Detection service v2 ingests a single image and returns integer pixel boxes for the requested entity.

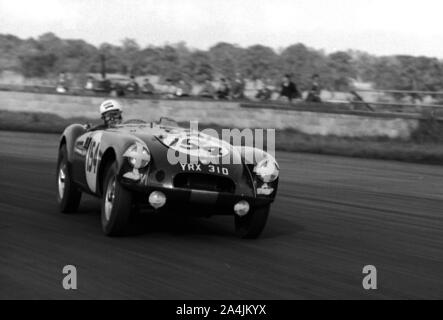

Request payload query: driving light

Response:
[254,158,279,183]
[149,191,166,209]
[124,143,151,169]
[234,200,250,216]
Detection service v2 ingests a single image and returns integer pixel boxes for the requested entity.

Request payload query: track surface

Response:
[0,131,442,299]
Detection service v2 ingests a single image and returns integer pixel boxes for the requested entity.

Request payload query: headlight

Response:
[123,142,151,169]
[254,157,279,182]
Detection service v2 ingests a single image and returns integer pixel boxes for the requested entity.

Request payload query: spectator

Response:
[125,75,140,95]
[217,78,230,100]
[56,71,68,93]
[199,79,216,98]
[163,79,177,99]
[306,74,322,102]
[141,78,155,95]
[231,73,246,99]
[175,79,192,97]
[279,74,300,102]
[255,78,273,101]
[85,76,95,91]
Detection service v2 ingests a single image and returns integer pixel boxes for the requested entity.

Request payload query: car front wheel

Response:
[101,162,133,236]
[234,204,270,239]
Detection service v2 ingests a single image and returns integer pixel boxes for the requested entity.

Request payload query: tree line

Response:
[1,32,443,92]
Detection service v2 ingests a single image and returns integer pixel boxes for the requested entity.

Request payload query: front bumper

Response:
[119,177,274,215]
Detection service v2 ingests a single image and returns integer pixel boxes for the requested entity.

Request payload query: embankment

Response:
[0,90,425,139]
[1,90,443,164]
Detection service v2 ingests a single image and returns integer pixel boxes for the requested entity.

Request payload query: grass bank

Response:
[1,110,443,165]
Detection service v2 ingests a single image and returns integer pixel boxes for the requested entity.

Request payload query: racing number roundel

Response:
[85,132,103,193]
[163,131,229,159]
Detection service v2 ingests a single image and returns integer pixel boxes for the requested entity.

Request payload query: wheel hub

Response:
[58,165,66,199]
[104,177,116,221]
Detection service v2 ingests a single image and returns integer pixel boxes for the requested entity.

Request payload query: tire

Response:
[235,205,270,239]
[101,162,133,236]
[56,144,82,213]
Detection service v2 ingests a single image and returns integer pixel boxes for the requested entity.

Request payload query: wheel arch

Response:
[97,147,117,197]
[59,136,67,148]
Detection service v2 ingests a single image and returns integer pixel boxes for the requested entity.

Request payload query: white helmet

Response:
[99,99,122,115]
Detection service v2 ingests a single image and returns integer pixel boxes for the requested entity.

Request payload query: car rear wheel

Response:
[235,205,270,239]
[56,144,82,213]
[101,162,133,236]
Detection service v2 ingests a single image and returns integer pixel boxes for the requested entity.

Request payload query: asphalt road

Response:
[0,130,442,299]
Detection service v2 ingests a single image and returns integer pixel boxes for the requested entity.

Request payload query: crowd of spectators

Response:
[56,72,323,103]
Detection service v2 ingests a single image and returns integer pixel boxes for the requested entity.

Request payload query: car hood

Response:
[109,124,254,195]
[113,124,243,166]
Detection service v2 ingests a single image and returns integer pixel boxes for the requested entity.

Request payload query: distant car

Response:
[56,118,279,238]
[91,76,132,95]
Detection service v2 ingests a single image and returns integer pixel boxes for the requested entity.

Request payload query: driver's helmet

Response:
[99,99,123,126]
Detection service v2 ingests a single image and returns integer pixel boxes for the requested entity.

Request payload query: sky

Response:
[1,0,443,57]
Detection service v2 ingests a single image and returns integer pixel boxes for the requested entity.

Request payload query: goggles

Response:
[103,110,122,122]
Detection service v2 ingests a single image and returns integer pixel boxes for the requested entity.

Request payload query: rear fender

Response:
[60,124,87,163]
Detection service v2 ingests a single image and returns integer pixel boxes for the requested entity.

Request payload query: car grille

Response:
[174,173,235,193]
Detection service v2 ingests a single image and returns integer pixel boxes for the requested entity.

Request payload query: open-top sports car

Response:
[56,118,279,238]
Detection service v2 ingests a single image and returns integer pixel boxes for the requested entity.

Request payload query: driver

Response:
[99,99,123,127]
[87,99,123,131]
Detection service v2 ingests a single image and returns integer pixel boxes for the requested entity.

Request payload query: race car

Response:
[56,118,279,238]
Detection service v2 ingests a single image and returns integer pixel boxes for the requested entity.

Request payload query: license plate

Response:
[178,163,229,176]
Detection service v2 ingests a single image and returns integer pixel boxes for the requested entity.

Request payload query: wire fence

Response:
[327,89,443,115]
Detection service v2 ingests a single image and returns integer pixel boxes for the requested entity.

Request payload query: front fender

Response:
[234,146,279,199]
[94,131,147,195]
[97,131,147,170]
